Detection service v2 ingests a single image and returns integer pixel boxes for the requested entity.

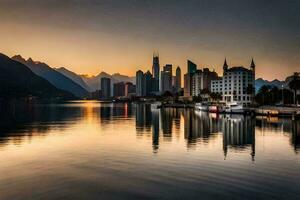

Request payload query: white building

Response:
[211,79,223,94]
[210,59,255,106]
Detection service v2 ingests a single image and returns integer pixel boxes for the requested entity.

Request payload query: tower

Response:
[250,58,255,73]
[223,58,228,72]
[152,52,160,92]
[175,66,181,92]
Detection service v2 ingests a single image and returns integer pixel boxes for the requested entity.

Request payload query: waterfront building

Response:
[101,77,111,99]
[184,60,197,97]
[161,64,173,93]
[187,60,197,74]
[136,70,144,96]
[125,82,136,97]
[175,66,181,92]
[210,58,255,105]
[152,53,160,92]
[144,70,154,96]
[192,68,219,96]
[113,82,125,97]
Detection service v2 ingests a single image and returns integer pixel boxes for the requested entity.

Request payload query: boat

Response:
[225,102,245,114]
[195,103,209,112]
[151,102,162,110]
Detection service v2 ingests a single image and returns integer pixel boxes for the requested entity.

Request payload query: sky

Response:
[0,0,299,80]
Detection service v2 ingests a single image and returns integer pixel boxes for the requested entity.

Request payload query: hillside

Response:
[0,53,74,99]
[12,55,89,98]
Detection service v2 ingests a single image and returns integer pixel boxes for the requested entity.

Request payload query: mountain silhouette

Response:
[55,67,91,92]
[255,78,285,93]
[0,53,74,99]
[12,55,89,98]
[81,72,135,92]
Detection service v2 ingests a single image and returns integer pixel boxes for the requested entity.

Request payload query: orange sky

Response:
[0,0,299,80]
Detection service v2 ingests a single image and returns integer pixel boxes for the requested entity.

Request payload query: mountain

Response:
[55,67,91,92]
[255,78,285,93]
[0,53,74,99]
[11,55,89,98]
[81,72,135,92]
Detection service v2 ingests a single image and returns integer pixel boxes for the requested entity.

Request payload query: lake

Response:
[0,100,299,200]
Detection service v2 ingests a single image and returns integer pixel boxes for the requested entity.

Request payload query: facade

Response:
[144,71,154,96]
[101,77,111,99]
[191,68,218,96]
[136,70,144,97]
[113,82,125,97]
[192,70,203,96]
[152,53,160,92]
[175,66,181,92]
[184,60,197,97]
[210,59,255,105]
[211,79,223,94]
[125,82,136,97]
[187,60,197,74]
[161,64,173,93]
[184,73,192,97]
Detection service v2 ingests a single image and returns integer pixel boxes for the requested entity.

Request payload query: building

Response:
[101,77,111,99]
[184,60,197,97]
[152,53,160,92]
[211,78,223,94]
[144,71,154,96]
[125,82,136,97]
[187,60,197,74]
[161,64,173,93]
[184,73,192,97]
[136,70,144,97]
[175,66,181,92]
[192,68,219,96]
[210,58,255,105]
[113,82,125,97]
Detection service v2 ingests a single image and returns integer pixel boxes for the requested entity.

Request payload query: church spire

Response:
[223,58,228,71]
[250,58,255,69]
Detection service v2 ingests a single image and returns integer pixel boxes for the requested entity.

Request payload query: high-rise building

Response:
[192,68,219,96]
[184,73,192,97]
[175,66,181,92]
[210,59,255,105]
[113,82,125,97]
[152,53,160,92]
[161,64,173,93]
[144,71,154,96]
[125,82,136,97]
[101,77,111,99]
[184,60,197,97]
[187,60,197,74]
[136,70,144,97]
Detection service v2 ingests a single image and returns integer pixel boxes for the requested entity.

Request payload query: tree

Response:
[289,78,300,105]
[210,92,222,101]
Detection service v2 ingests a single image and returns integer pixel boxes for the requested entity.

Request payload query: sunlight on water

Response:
[0,101,299,200]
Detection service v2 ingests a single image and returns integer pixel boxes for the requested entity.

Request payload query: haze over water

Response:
[0,101,299,199]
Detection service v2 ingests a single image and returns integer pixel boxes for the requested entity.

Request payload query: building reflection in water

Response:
[135,104,257,158]
[185,110,221,148]
[222,115,255,160]
[292,120,300,153]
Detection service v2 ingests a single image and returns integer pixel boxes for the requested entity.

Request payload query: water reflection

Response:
[1,101,300,200]
[0,101,299,157]
[134,104,299,159]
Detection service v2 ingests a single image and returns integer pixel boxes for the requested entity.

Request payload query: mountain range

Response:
[80,72,135,92]
[255,78,284,93]
[55,67,91,92]
[12,55,89,98]
[0,53,74,99]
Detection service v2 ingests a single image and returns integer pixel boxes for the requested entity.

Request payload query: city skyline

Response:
[1,0,299,80]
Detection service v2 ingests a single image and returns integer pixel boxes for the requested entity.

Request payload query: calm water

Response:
[0,100,299,200]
